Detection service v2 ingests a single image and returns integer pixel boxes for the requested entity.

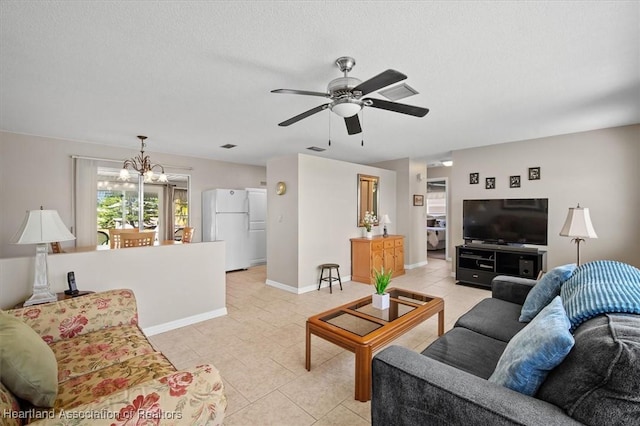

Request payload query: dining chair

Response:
[97,230,109,246]
[182,226,194,243]
[120,232,154,248]
[108,228,140,249]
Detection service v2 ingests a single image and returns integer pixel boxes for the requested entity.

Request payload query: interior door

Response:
[247,188,267,265]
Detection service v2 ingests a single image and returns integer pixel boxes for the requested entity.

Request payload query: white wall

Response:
[450,125,640,269]
[373,158,428,268]
[0,131,267,258]
[0,242,226,335]
[266,155,299,291]
[266,154,396,292]
[427,165,452,181]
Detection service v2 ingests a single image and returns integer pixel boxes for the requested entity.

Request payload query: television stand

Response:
[456,245,547,289]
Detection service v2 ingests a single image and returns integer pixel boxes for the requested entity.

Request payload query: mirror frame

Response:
[357,174,380,227]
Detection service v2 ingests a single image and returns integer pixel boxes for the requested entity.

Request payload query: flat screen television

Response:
[463,198,548,245]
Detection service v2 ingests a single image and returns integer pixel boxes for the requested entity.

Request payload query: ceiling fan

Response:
[271,56,429,135]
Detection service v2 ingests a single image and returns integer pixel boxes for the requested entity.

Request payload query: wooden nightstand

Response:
[14,291,95,309]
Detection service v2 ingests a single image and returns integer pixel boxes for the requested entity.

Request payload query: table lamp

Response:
[559,204,597,266]
[381,214,392,238]
[11,207,76,306]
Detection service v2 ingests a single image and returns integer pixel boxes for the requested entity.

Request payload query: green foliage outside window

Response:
[97,191,159,229]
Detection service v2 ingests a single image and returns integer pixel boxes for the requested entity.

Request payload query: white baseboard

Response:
[405,261,428,270]
[265,279,300,294]
[266,276,352,294]
[142,307,228,336]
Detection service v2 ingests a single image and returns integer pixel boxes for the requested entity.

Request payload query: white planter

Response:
[372,293,390,310]
[366,231,373,239]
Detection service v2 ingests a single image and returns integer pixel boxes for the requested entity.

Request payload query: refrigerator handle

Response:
[246,212,250,231]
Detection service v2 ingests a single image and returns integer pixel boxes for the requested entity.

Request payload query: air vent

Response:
[220,144,237,149]
[379,83,419,101]
[307,146,326,152]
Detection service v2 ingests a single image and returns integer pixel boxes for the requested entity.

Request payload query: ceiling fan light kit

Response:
[330,98,362,118]
[272,56,429,136]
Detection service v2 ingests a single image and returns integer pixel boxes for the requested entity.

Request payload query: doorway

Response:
[426,178,448,260]
[95,166,190,245]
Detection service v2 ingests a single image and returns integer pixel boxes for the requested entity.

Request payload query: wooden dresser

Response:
[350,235,405,284]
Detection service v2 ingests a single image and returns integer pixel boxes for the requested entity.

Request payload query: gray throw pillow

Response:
[537,313,640,425]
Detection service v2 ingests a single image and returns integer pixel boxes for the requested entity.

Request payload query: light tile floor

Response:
[149,258,490,425]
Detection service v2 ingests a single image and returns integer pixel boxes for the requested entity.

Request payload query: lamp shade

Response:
[559,206,597,239]
[11,209,76,244]
[381,214,392,224]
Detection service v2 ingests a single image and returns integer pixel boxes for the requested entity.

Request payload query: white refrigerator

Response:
[202,189,250,271]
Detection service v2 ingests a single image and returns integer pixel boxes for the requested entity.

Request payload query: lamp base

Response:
[24,243,58,306]
[383,225,388,238]
[23,291,58,306]
[572,238,585,266]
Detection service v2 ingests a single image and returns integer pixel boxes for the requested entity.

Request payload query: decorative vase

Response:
[366,230,373,239]
[372,293,390,310]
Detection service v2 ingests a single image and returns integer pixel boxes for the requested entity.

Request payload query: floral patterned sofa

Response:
[0,289,226,425]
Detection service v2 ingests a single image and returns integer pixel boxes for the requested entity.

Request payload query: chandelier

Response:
[119,135,168,183]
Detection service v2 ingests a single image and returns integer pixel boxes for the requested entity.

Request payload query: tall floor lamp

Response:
[559,204,597,266]
[11,208,76,306]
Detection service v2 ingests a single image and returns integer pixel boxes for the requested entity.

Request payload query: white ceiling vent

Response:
[379,83,419,101]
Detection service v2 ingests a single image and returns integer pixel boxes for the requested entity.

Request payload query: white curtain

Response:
[74,158,97,247]
[163,185,173,241]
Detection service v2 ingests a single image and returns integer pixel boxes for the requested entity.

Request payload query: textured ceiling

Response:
[1,1,639,166]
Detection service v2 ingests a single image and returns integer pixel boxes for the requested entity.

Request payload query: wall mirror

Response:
[357,174,379,226]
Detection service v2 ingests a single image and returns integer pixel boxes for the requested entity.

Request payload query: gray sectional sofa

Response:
[371,275,640,425]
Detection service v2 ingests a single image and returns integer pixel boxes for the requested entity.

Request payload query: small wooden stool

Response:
[318,263,342,294]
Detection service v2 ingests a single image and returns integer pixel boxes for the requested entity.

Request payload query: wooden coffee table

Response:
[305,288,444,402]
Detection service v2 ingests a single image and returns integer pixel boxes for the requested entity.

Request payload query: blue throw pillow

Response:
[519,264,576,322]
[489,296,575,396]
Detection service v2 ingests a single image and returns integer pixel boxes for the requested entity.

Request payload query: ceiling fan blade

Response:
[271,89,331,98]
[278,104,330,127]
[352,69,407,96]
[363,98,429,117]
[344,115,362,135]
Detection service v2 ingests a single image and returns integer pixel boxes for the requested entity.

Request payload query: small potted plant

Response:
[372,266,393,309]
[362,211,377,239]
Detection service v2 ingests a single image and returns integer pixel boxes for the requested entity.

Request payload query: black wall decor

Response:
[510,175,521,188]
[470,172,479,184]
[485,177,496,189]
[529,167,541,180]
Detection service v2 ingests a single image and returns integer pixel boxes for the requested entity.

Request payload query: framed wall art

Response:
[529,167,541,180]
[413,194,424,206]
[469,172,479,184]
[510,175,521,188]
[485,177,496,189]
